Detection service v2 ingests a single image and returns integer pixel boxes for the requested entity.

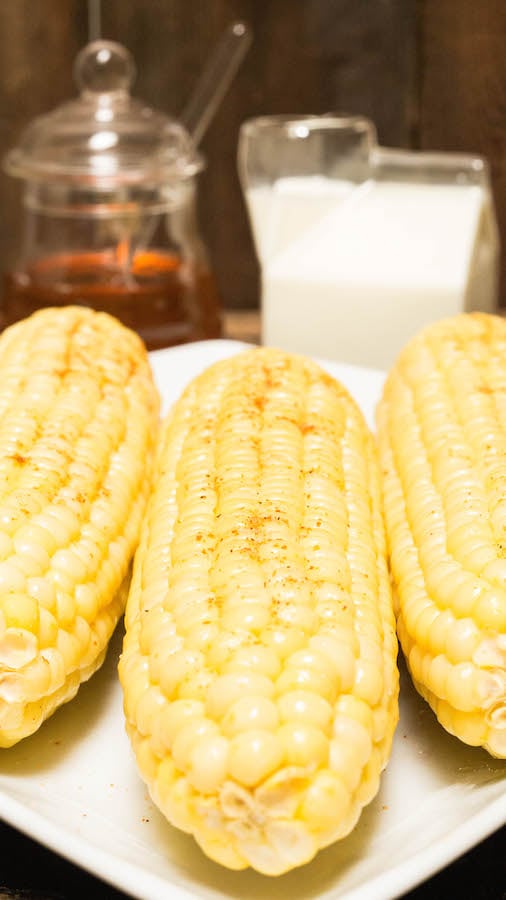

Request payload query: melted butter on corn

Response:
[0,306,159,746]
[377,312,506,758]
[120,348,399,875]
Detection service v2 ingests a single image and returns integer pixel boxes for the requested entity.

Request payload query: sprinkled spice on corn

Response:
[0,306,159,747]
[377,312,506,758]
[120,347,399,875]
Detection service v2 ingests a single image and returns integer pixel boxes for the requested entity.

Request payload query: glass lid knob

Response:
[3,37,203,183]
[74,40,136,95]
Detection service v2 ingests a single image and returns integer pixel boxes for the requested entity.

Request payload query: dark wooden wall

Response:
[418,0,506,306]
[0,1,504,309]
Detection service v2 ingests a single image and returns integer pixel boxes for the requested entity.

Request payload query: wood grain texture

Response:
[0,2,502,311]
[418,0,506,303]
[0,0,416,311]
[0,1,87,273]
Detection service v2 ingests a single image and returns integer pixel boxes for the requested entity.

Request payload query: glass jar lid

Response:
[4,40,203,186]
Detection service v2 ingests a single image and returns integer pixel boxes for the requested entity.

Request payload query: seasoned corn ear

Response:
[377,312,506,757]
[0,306,159,747]
[120,347,398,875]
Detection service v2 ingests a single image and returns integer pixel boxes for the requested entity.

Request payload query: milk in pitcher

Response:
[239,117,499,371]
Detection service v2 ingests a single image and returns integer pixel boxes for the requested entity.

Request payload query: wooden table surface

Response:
[1,312,504,899]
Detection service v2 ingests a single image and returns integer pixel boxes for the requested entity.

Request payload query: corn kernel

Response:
[222,695,279,736]
[278,690,332,731]
[277,722,328,767]
[1,593,39,632]
[228,729,284,787]
[172,718,220,772]
[206,672,275,720]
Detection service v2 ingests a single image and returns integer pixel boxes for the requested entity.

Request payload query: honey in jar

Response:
[2,40,222,349]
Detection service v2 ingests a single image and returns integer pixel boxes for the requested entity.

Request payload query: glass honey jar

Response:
[2,40,222,349]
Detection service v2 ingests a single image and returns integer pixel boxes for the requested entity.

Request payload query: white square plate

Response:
[0,340,504,900]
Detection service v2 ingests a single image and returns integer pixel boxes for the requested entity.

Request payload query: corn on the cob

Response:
[119,347,398,875]
[377,312,506,758]
[0,306,159,747]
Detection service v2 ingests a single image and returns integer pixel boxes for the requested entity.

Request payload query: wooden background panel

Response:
[0,0,86,274]
[0,0,416,311]
[418,0,506,303]
[0,1,503,311]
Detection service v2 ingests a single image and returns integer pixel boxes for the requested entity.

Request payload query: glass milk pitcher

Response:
[238,114,499,370]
